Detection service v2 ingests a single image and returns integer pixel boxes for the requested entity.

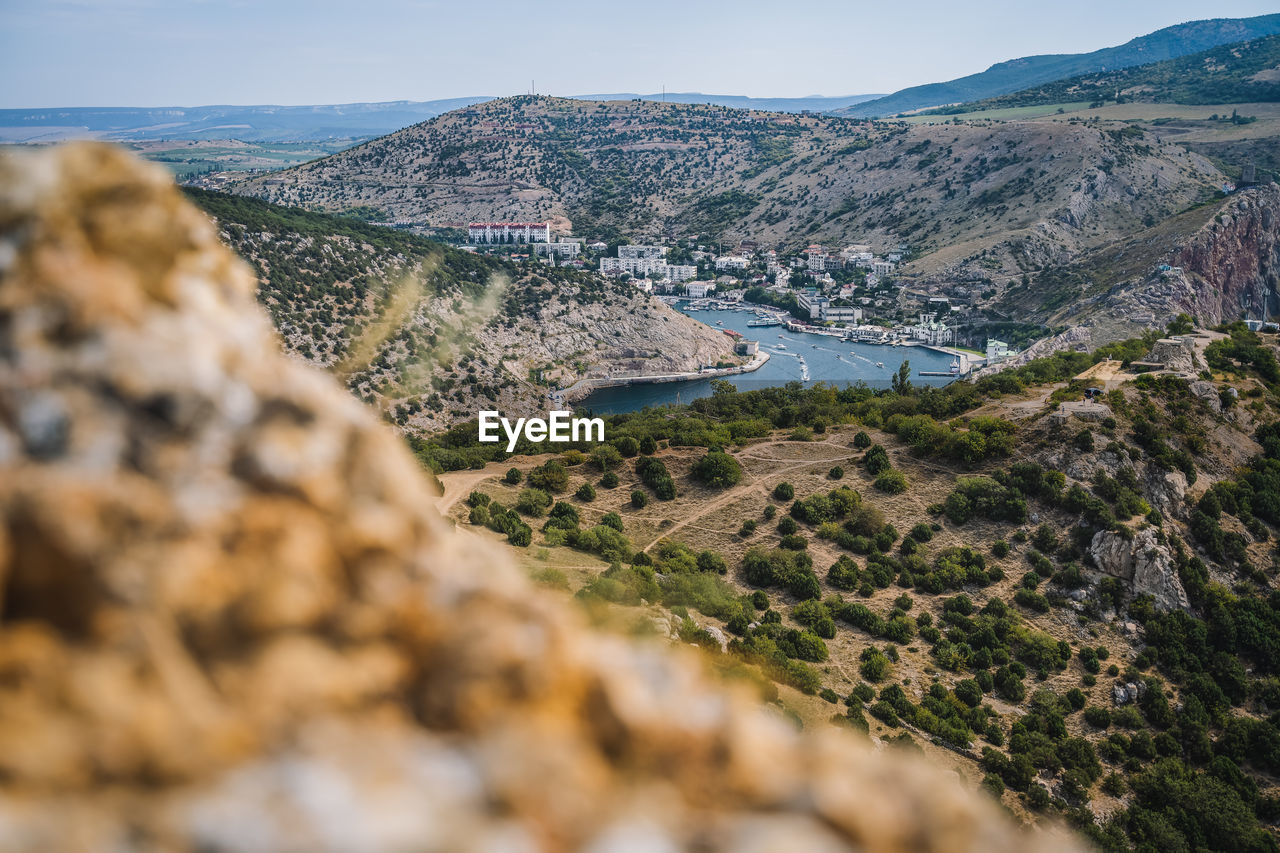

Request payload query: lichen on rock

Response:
[0,144,1082,852]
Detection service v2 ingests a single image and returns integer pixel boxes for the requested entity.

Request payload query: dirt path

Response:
[436,467,497,515]
[642,436,854,552]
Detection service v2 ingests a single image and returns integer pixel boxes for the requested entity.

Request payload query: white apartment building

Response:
[600,257,696,282]
[618,245,667,260]
[807,254,843,272]
[872,260,895,277]
[600,256,663,276]
[533,241,581,258]
[664,264,698,282]
[685,282,715,298]
[468,222,551,244]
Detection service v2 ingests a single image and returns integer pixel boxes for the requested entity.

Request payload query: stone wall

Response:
[0,144,1080,852]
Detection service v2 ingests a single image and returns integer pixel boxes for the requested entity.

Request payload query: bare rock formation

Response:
[0,144,1081,852]
[1145,337,1201,374]
[1090,528,1190,612]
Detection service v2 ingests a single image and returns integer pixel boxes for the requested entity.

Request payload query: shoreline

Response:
[558,349,771,405]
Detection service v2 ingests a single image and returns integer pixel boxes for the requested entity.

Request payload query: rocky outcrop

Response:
[1188,380,1223,414]
[1090,528,1190,612]
[1112,681,1148,707]
[0,144,1080,851]
[1144,463,1190,521]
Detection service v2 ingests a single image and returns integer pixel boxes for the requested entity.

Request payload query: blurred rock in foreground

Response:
[0,144,1080,852]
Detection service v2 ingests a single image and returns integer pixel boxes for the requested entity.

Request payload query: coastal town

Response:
[461,220,1018,378]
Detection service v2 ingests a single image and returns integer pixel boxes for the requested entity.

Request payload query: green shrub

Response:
[875,469,908,493]
[516,487,552,517]
[691,450,743,488]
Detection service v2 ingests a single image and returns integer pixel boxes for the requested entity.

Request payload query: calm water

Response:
[579,305,959,414]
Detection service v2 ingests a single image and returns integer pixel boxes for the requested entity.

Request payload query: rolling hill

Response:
[834,14,1280,118]
[231,95,1224,265]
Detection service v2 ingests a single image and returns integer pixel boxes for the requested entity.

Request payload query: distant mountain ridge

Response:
[928,32,1280,114]
[0,98,495,143]
[835,13,1280,117]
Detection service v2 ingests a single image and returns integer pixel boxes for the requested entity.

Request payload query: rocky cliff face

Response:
[1174,185,1280,324]
[0,144,1079,851]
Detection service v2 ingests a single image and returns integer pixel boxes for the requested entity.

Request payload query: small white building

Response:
[823,305,863,323]
[872,260,895,277]
[685,282,715,298]
[715,256,750,271]
[986,339,1015,363]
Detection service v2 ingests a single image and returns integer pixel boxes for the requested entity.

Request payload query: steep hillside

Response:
[936,33,1280,114]
[436,326,1280,851]
[233,96,1224,262]
[987,184,1280,341]
[835,14,1280,118]
[187,188,737,433]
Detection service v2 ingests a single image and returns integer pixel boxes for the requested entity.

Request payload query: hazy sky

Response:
[3,0,1278,108]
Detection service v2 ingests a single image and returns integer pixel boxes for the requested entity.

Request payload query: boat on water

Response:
[949,358,962,374]
[776,344,787,350]
[876,362,884,368]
